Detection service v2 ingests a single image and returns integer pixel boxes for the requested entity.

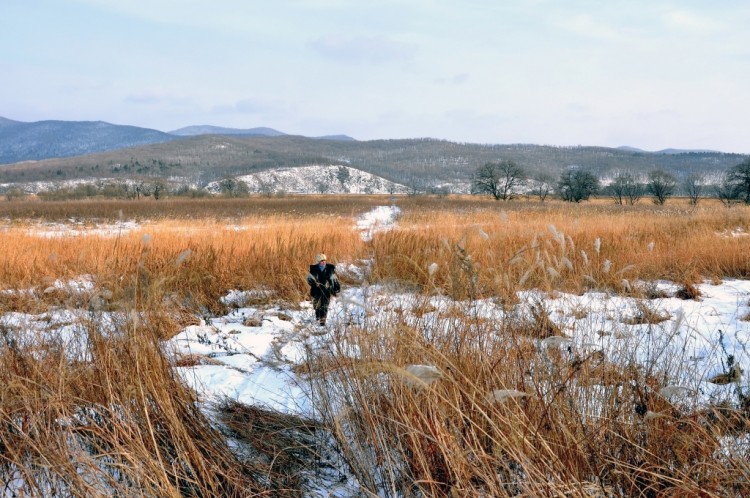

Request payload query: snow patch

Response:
[356,205,400,241]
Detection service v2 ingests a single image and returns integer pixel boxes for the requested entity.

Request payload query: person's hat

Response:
[315,253,327,263]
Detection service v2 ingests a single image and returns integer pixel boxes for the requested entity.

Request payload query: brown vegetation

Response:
[0,195,748,496]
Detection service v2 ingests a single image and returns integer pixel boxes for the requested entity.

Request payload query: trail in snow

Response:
[168,205,402,496]
[170,206,401,413]
[356,204,400,241]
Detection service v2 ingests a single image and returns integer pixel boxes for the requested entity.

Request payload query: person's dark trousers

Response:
[313,294,330,324]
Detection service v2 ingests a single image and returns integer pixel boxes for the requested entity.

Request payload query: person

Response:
[306,253,340,326]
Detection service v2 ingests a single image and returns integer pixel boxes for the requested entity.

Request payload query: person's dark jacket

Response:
[307,263,340,299]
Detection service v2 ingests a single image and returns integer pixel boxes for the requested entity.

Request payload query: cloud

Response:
[662,9,723,34]
[123,92,193,106]
[233,99,271,114]
[309,34,416,63]
[211,98,290,121]
[556,13,625,43]
[72,0,254,31]
[566,103,590,114]
[435,73,469,85]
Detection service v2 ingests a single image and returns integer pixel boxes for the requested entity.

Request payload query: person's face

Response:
[319,259,326,267]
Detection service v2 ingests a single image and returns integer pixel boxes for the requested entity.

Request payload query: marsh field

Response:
[1,195,749,497]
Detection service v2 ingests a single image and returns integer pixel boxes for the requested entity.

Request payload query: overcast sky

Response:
[2,1,749,153]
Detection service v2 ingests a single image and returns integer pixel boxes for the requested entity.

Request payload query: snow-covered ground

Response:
[2,204,749,496]
[356,204,401,241]
[167,206,748,493]
[168,273,750,414]
[23,219,140,238]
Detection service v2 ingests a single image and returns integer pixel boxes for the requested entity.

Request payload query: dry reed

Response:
[1,196,749,496]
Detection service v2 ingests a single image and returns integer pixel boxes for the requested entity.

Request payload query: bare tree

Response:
[646,169,676,205]
[714,173,741,207]
[609,173,643,205]
[472,160,526,200]
[4,187,27,201]
[153,180,167,200]
[256,178,275,197]
[407,177,426,196]
[557,167,598,202]
[219,177,250,198]
[726,158,750,203]
[683,174,704,206]
[132,181,146,199]
[532,173,554,202]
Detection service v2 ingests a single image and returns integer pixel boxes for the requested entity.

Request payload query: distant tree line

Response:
[471,157,750,206]
[0,177,284,201]
[471,160,601,202]
[0,180,215,202]
[3,156,750,203]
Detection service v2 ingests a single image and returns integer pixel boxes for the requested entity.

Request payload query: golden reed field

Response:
[0,195,749,497]
[1,196,748,305]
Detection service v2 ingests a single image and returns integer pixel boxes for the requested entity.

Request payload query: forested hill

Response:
[0,133,745,189]
[0,118,178,164]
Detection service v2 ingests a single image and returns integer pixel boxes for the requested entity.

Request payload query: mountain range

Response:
[0,117,179,164]
[0,116,747,195]
[0,117,355,165]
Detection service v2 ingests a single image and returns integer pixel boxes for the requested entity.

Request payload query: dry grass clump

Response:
[0,317,263,496]
[370,199,750,299]
[675,282,702,300]
[0,212,367,316]
[309,302,749,497]
[215,399,329,493]
[621,302,671,325]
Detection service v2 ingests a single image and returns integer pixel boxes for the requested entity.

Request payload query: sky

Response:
[2,0,750,153]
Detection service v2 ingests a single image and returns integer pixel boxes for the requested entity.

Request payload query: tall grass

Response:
[309,245,750,497]
[0,289,266,495]
[0,200,369,496]
[0,196,749,496]
[371,199,750,298]
[0,213,367,312]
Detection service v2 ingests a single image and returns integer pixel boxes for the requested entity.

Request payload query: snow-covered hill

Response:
[1,165,407,196]
[207,165,408,195]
